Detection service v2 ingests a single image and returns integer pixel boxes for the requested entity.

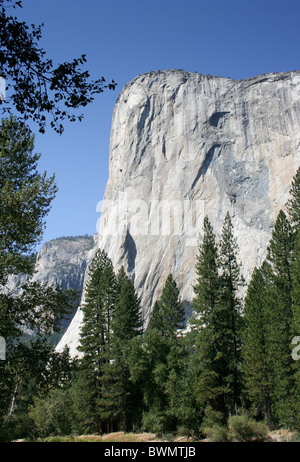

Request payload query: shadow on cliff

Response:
[121,230,137,275]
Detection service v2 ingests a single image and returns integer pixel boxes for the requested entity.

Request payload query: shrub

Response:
[29,388,75,437]
[201,405,228,442]
[291,432,300,442]
[141,409,171,435]
[228,414,268,442]
[203,424,228,442]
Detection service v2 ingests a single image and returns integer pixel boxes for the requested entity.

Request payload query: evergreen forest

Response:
[1,121,300,440]
[1,0,300,444]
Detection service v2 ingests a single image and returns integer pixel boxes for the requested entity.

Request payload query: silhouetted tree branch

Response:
[0,0,116,134]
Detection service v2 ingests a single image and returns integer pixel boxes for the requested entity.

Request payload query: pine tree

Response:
[141,274,185,433]
[291,228,300,430]
[217,212,244,416]
[193,216,219,321]
[267,210,294,309]
[286,167,300,233]
[286,167,300,332]
[292,228,300,331]
[192,216,224,416]
[193,214,243,419]
[113,267,143,342]
[147,301,163,331]
[99,266,143,432]
[241,263,274,429]
[172,329,203,436]
[154,273,185,338]
[78,249,118,434]
[286,167,300,429]
[242,194,300,430]
[265,210,296,426]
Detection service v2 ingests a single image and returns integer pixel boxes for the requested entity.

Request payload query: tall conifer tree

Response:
[99,266,143,432]
[193,216,219,320]
[217,212,244,416]
[242,169,300,430]
[156,273,185,337]
[192,216,224,415]
[286,167,300,233]
[78,249,118,434]
[264,210,296,425]
[242,263,274,429]
[141,273,185,433]
[292,228,300,331]
[193,214,243,419]
[291,228,300,429]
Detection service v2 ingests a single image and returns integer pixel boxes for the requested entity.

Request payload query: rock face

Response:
[57,69,300,357]
[34,235,97,330]
[33,235,96,294]
[7,235,97,332]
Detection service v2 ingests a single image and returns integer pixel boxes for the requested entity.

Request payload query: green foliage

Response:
[242,263,274,428]
[172,331,203,437]
[0,115,79,441]
[4,163,300,440]
[259,211,295,426]
[68,368,99,435]
[292,228,300,331]
[241,168,300,430]
[192,217,222,412]
[113,266,143,341]
[140,274,186,434]
[204,424,228,442]
[77,257,144,433]
[78,249,118,367]
[29,388,75,437]
[141,409,167,434]
[193,215,219,319]
[0,116,78,342]
[286,166,300,232]
[139,327,170,434]
[77,249,118,433]
[192,213,244,419]
[0,341,76,440]
[1,280,78,343]
[201,405,228,442]
[201,407,268,442]
[152,273,185,337]
[228,413,268,442]
[0,115,56,258]
[218,214,244,373]
[98,266,143,432]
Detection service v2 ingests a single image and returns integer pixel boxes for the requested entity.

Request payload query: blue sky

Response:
[12,0,300,249]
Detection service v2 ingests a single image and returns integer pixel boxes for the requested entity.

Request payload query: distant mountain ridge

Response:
[6,234,97,334]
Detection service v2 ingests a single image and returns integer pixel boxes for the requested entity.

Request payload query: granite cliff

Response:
[7,235,96,333]
[57,69,300,357]
[33,235,96,294]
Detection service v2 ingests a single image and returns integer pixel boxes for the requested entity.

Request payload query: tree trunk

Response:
[7,376,20,421]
